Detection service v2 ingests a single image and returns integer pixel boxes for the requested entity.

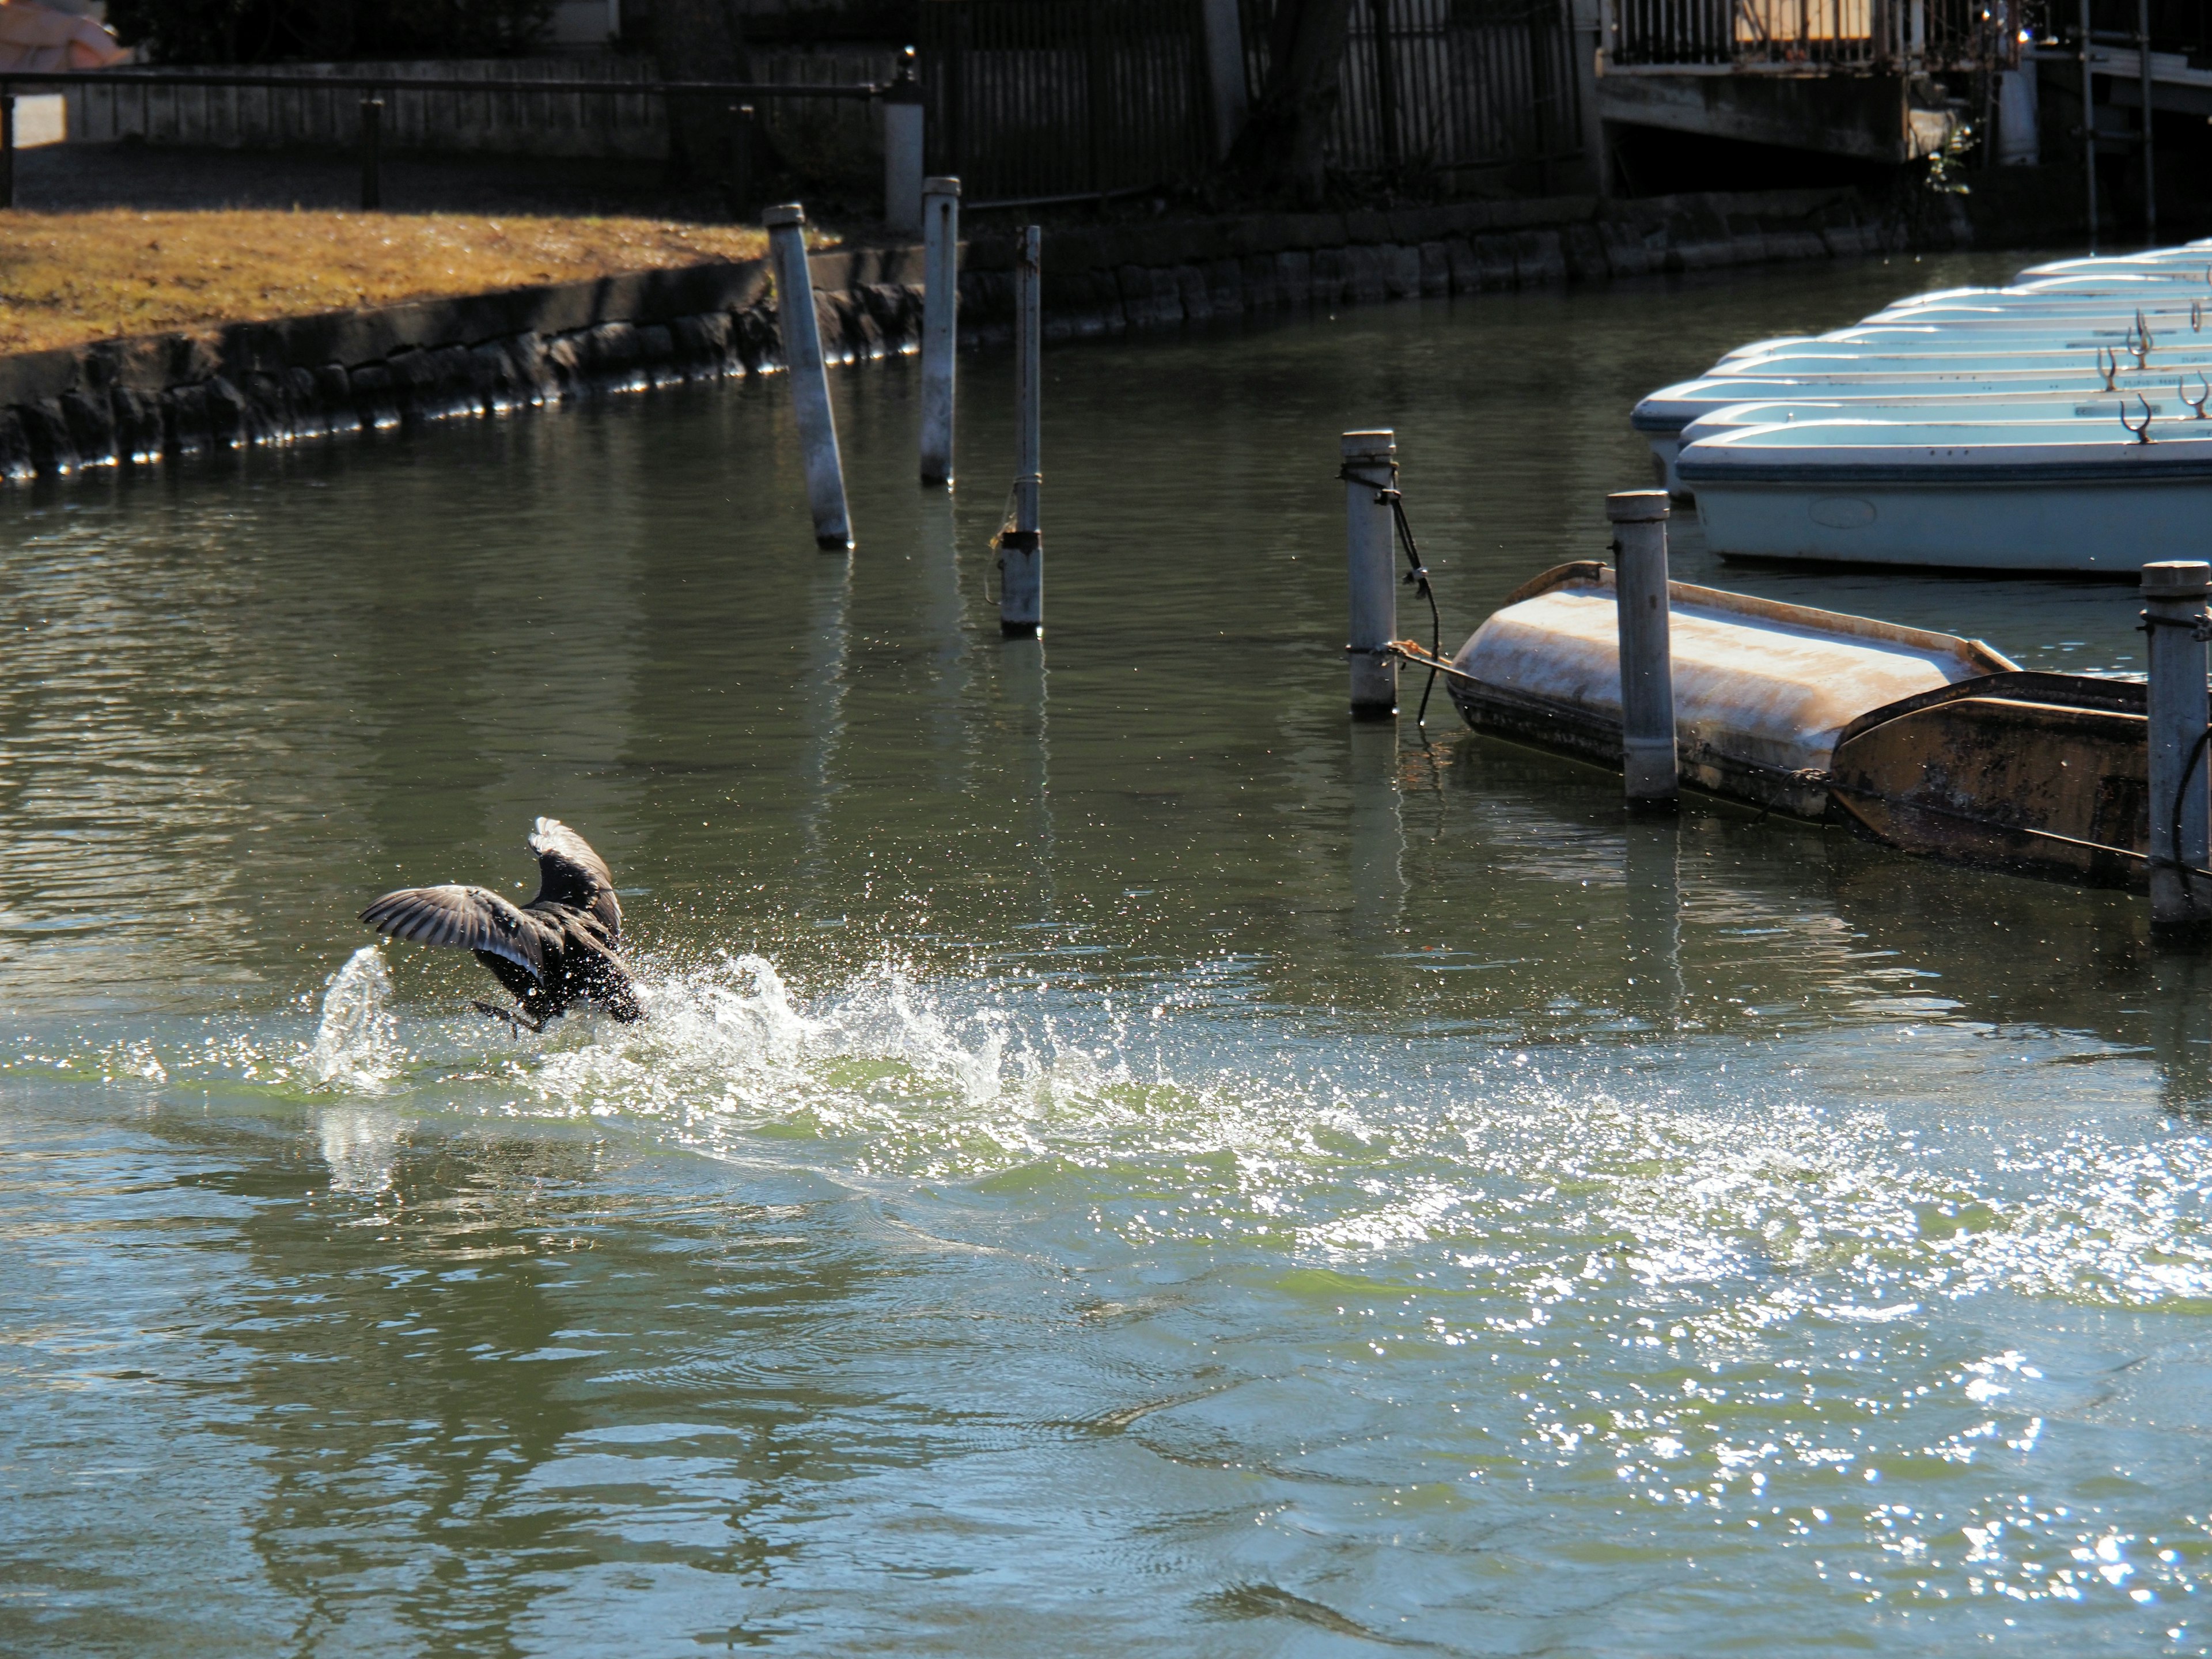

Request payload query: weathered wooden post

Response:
[999,224,1043,636]
[2145,559,2212,927]
[359,94,384,211]
[1343,430,1398,719]
[881,48,925,237]
[919,175,960,488]
[766,203,853,551]
[1610,490,1677,809]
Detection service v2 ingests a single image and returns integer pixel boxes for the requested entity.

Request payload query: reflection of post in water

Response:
[797,555,851,884]
[921,487,972,792]
[1004,638,1054,921]
[1347,718,1406,942]
[2149,945,2212,1119]
[1622,816,1684,1028]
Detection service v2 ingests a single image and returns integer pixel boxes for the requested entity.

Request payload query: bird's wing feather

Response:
[527,816,622,941]
[359,885,544,976]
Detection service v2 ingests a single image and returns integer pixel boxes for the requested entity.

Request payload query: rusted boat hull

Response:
[1827,672,2150,888]
[1446,565,2156,890]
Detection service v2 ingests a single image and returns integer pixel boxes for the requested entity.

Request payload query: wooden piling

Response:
[765,203,853,552]
[1342,430,1397,718]
[1609,490,1677,809]
[919,176,960,488]
[1000,225,1043,637]
[2144,560,2211,927]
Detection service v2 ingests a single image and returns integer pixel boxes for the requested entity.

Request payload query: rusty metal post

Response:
[919,175,959,488]
[1611,489,1677,809]
[999,224,1043,636]
[1343,430,1397,719]
[359,94,384,210]
[2145,560,2212,928]
[766,203,853,551]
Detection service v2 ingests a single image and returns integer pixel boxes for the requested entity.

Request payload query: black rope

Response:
[2172,725,2212,895]
[1339,461,1444,729]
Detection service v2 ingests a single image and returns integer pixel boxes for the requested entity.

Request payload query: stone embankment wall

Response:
[954,186,1948,344]
[0,185,1956,486]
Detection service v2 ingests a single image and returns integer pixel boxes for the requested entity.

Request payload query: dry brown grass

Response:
[0,209,787,355]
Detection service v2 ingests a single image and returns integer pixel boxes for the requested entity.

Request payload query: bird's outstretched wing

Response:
[527,816,622,941]
[359,885,545,977]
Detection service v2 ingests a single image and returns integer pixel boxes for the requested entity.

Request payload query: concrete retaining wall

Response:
[0,184,1967,487]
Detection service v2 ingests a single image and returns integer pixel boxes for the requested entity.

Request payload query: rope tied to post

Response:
[2138,606,2212,895]
[1338,457,1445,729]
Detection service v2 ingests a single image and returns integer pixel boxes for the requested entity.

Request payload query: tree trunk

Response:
[644,0,755,185]
[1225,0,1356,202]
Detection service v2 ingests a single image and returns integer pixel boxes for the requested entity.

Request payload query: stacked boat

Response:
[1635,241,2212,572]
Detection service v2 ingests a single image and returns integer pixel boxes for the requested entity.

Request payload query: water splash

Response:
[305,945,400,1089]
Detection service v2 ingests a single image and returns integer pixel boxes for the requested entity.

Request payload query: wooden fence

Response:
[916,0,1586,203]
[1238,0,1585,179]
[919,0,1218,204]
[56,48,892,181]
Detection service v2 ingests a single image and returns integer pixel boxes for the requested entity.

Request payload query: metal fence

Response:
[1606,0,2017,71]
[919,0,1218,205]
[1236,0,1585,180]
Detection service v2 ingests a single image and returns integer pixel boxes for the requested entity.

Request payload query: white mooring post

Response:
[1000,225,1044,637]
[765,204,853,552]
[1609,489,1677,809]
[1342,430,1398,719]
[2144,559,2212,927]
[919,175,960,488]
[881,51,925,237]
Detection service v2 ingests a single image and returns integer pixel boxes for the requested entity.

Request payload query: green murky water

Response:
[9,249,2212,1657]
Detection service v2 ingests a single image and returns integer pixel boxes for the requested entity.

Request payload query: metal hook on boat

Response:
[2195,298,2204,334]
[2099,344,2120,390]
[2123,394,2156,444]
[2186,373,2211,419]
[2133,311,2154,368]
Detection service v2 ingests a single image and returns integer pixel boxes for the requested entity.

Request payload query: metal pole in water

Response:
[766,203,854,552]
[1343,430,1398,719]
[2145,559,2212,927]
[881,47,925,237]
[1609,488,1677,809]
[1000,224,1043,637]
[2139,0,2157,246]
[919,176,960,488]
[2081,0,2099,253]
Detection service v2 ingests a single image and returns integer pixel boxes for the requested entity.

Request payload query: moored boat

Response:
[1443,563,2156,887]
[1676,417,2212,572]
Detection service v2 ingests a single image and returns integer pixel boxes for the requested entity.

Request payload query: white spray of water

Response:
[305,945,400,1089]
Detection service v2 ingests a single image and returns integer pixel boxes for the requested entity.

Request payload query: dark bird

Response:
[360,817,644,1032]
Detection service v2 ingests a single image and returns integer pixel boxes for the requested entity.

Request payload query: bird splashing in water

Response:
[359,816,644,1032]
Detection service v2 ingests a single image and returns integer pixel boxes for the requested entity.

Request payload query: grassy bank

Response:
[0,210,785,355]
